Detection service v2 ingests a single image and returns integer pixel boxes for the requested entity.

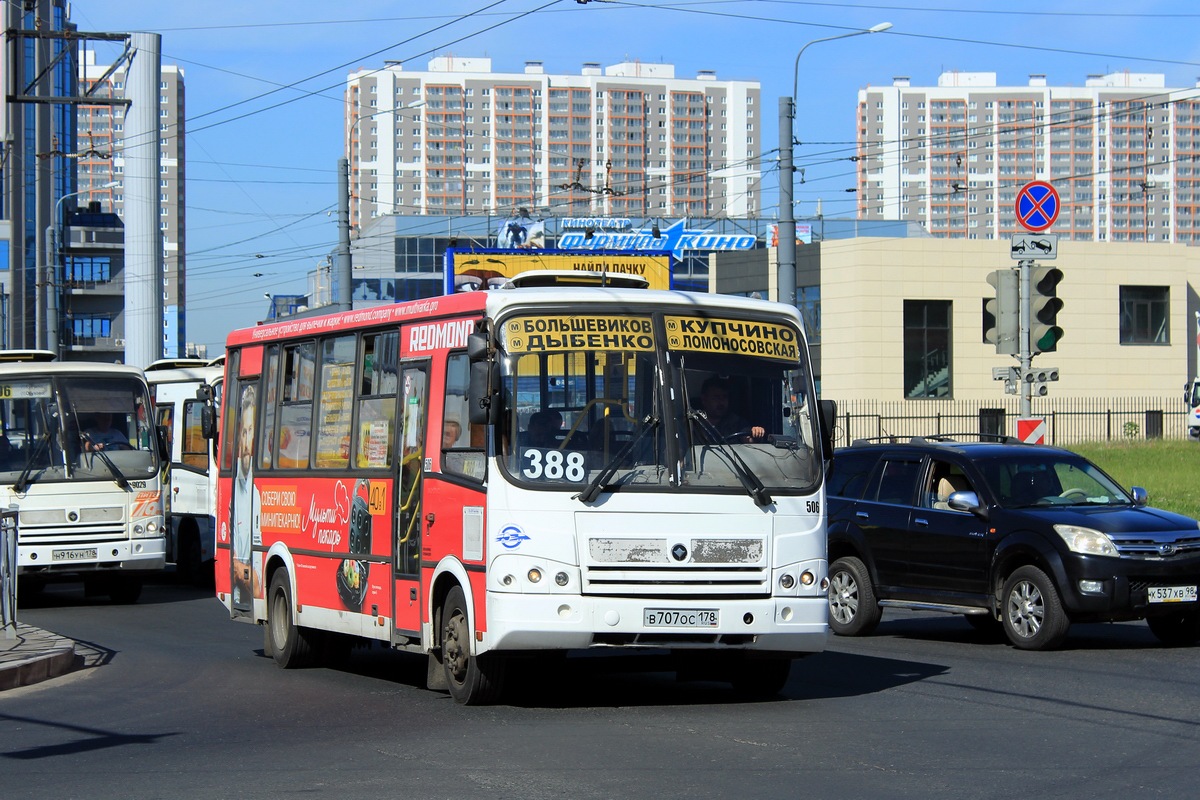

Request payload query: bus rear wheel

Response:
[266,570,316,668]
[441,585,505,705]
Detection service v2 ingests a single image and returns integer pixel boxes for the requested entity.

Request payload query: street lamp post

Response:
[777,22,891,307]
[42,180,121,354]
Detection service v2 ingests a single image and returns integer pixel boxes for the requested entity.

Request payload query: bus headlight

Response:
[133,518,163,538]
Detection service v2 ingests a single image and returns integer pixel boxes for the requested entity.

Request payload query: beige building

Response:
[716,236,1200,401]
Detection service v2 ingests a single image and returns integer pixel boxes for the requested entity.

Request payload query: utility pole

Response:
[337,158,352,312]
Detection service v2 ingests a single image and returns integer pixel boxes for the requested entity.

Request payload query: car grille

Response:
[1109,532,1200,559]
[583,536,769,597]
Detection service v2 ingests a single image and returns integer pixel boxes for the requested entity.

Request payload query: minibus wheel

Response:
[441,585,505,704]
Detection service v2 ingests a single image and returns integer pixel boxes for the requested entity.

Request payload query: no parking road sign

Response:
[1017,417,1047,445]
[1016,181,1060,232]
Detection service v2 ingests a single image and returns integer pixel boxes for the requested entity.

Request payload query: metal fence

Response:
[831,397,1189,448]
[1,506,17,640]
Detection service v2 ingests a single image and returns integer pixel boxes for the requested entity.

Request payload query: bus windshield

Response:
[1,374,160,485]
[498,309,822,497]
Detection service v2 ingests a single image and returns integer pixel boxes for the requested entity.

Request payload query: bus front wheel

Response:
[266,570,316,668]
[441,585,505,705]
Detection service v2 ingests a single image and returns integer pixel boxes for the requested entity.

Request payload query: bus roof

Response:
[0,349,57,363]
[0,360,150,379]
[144,364,224,386]
[225,287,802,348]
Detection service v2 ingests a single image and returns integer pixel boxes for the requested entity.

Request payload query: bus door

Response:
[225,351,262,619]
[393,360,428,636]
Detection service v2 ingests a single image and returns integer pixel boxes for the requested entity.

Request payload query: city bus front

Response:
[0,366,166,600]
[475,292,831,686]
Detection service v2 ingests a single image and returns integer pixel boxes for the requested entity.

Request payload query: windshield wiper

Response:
[12,430,52,493]
[688,410,773,507]
[79,434,131,490]
[575,416,660,504]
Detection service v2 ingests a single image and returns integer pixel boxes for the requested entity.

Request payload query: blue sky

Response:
[74,1,1200,352]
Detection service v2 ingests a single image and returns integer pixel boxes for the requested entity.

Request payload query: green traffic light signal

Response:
[1030,266,1064,354]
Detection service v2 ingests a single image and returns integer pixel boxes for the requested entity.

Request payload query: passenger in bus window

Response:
[525,409,563,449]
[442,418,462,450]
[698,376,764,443]
[82,412,131,451]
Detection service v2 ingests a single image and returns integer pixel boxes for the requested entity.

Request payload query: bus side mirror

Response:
[818,399,837,462]
[156,425,170,461]
[467,329,489,362]
[200,406,216,439]
[468,361,498,426]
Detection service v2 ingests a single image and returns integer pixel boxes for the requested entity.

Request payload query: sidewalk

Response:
[0,623,77,691]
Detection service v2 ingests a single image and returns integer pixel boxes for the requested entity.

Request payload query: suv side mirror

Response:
[948,490,987,519]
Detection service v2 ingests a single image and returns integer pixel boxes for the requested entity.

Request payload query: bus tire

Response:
[441,585,505,705]
[266,570,316,668]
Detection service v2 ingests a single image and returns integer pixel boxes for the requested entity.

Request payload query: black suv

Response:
[825,435,1200,650]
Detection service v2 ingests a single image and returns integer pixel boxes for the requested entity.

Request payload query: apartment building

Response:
[345,57,761,231]
[79,50,187,356]
[857,71,1200,243]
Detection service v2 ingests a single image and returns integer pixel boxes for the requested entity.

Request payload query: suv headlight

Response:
[1053,524,1117,557]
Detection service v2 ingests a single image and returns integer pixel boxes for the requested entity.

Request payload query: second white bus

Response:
[146,358,224,584]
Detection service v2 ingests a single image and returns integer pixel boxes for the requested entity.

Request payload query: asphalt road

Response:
[1,578,1197,799]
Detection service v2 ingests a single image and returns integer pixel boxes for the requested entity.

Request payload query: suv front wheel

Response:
[1001,565,1070,650]
[828,556,882,636]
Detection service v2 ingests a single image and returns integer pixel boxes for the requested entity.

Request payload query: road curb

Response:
[0,625,78,691]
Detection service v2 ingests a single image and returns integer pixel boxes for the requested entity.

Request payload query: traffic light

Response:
[1031,266,1064,353]
[1023,366,1060,396]
[985,270,1019,354]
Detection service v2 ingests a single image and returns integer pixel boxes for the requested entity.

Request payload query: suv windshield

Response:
[497,309,822,497]
[975,452,1131,508]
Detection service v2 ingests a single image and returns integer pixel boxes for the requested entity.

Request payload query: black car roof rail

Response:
[909,433,1022,445]
[848,433,1022,447]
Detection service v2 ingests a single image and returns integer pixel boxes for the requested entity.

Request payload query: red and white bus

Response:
[214,276,834,703]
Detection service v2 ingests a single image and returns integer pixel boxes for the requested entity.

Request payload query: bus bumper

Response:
[482,593,828,654]
[18,537,167,573]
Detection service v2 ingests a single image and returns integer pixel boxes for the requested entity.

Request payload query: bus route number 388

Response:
[521,447,587,482]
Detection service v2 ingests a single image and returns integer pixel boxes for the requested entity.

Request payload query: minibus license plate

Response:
[52,548,97,562]
[644,609,719,627]
[1148,585,1198,603]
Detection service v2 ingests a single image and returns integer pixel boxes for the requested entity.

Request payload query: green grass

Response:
[1068,439,1200,520]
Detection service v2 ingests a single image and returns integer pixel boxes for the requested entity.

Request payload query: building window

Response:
[1119,285,1169,344]
[903,300,952,399]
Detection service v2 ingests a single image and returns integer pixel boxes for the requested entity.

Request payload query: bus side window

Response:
[258,346,279,470]
[276,342,315,470]
[442,352,484,481]
[315,336,356,469]
[356,332,398,469]
[181,400,208,470]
